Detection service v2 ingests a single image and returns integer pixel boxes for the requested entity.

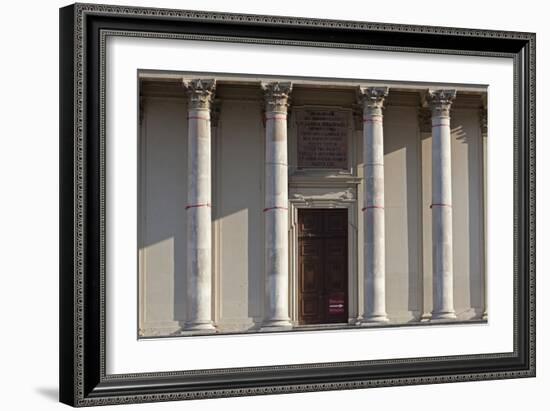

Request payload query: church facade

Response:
[138,73,487,337]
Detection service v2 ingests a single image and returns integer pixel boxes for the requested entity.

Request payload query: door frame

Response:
[289,197,359,326]
[296,208,349,325]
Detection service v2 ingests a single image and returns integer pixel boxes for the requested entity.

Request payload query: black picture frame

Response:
[59,3,536,407]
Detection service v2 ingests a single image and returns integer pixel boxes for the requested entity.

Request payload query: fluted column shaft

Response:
[358,86,389,323]
[261,82,293,330]
[182,79,216,331]
[429,89,457,320]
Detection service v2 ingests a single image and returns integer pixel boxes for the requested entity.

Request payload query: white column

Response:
[261,82,293,330]
[358,86,389,323]
[182,79,216,332]
[429,89,457,320]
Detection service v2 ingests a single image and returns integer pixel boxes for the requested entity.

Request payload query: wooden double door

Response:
[298,209,348,325]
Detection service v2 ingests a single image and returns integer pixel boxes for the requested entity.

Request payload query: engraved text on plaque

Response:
[297,109,348,169]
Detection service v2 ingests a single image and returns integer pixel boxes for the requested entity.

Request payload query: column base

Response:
[359,314,389,325]
[260,319,293,332]
[482,311,488,321]
[430,311,457,321]
[420,313,432,322]
[181,321,217,334]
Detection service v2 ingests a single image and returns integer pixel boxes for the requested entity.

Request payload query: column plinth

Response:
[357,86,389,324]
[182,79,216,332]
[428,89,457,321]
[261,82,293,331]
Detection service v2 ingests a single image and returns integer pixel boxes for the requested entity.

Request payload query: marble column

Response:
[261,82,293,330]
[182,79,216,332]
[358,86,389,323]
[428,89,457,320]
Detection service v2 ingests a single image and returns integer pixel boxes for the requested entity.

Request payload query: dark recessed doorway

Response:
[297,209,348,325]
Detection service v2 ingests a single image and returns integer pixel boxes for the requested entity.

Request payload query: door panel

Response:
[298,209,348,325]
[325,212,347,236]
[300,255,321,292]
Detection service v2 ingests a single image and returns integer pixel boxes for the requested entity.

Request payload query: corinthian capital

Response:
[357,86,389,116]
[428,89,457,118]
[182,78,216,110]
[262,82,292,113]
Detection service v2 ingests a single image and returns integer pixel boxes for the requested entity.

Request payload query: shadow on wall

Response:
[384,105,422,320]
[139,99,188,330]
[216,101,264,329]
[452,122,485,315]
[139,99,265,334]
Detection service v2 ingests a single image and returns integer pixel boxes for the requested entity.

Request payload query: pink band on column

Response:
[362,205,384,211]
[263,206,288,212]
[185,203,211,210]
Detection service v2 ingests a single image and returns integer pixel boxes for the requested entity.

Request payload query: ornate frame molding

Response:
[60,3,535,406]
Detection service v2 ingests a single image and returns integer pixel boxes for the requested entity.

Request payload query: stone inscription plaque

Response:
[297,109,348,169]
